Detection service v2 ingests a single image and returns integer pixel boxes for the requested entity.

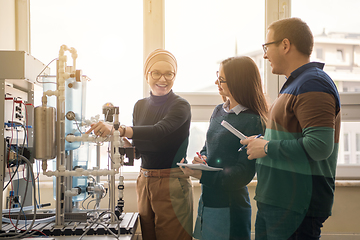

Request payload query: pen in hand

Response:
[238,134,262,152]
[196,152,207,165]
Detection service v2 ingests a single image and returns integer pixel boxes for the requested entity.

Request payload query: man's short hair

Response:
[269,17,314,56]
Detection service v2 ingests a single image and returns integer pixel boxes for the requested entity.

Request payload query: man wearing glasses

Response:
[241,17,341,240]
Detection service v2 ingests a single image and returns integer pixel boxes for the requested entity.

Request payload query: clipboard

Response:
[177,163,223,171]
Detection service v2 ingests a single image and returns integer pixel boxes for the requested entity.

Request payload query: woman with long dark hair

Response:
[181,56,268,240]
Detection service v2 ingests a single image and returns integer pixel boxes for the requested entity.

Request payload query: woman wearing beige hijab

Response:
[87,49,193,240]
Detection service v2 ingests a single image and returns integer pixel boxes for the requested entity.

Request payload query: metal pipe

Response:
[65,151,73,212]
[96,143,101,184]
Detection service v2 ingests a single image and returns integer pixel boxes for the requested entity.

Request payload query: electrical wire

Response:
[0,155,37,239]
[24,103,41,205]
[79,211,121,240]
[6,100,16,192]
[102,188,108,199]
[24,103,33,148]
[86,199,97,210]
[35,58,58,84]
[5,123,40,233]
[5,122,27,184]
[5,98,25,193]
[16,122,26,155]
[24,103,41,204]
[2,215,55,225]
[74,118,84,134]
[3,164,20,190]
[1,67,48,239]
[14,131,25,230]
[15,161,30,230]
[81,193,94,210]
[16,202,27,231]
[37,160,41,205]
[89,222,119,239]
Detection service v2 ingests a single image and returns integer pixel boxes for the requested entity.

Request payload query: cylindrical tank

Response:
[52,142,91,202]
[34,106,56,160]
[72,141,91,202]
[65,78,84,150]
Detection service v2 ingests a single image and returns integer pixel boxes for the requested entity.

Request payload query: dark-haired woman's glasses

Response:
[149,71,175,81]
[216,71,227,84]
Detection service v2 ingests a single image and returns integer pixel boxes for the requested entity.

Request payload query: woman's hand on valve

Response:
[86,121,112,138]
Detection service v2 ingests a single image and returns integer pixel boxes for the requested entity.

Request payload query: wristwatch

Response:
[264,142,269,155]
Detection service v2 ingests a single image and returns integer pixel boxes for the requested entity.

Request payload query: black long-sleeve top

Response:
[132,90,191,169]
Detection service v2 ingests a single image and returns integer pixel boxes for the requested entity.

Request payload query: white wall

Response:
[0,0,16,50]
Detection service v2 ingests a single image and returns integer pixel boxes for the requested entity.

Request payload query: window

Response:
[341,132,350,164]
[291,0,360,178]
[161,0,267,174]
[187,122,209,160]
[165,0,265,93]
[31,0,143,125]
[292,0,360,94]
[316,48,323,60]
[344,133,350,152]
[164,0,266,163]
[337,49,344,62]
[342,82,360,92]
[356,133,360,164]
[29,0,360,179]
[30,0,143,172]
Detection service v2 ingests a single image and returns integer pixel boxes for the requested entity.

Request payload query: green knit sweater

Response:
[200,104,264,208]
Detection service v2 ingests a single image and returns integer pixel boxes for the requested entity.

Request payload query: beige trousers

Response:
[136,168,193,240]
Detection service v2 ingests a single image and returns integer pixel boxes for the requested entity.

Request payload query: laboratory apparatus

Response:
[0,47,138,238]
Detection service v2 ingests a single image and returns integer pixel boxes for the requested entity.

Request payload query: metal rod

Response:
[96,143,101,184]
[65,151,73,212]
[55,59,65,226]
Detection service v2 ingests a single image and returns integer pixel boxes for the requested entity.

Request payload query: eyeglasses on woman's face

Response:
[216,71,227,84]
[148,70,175,81]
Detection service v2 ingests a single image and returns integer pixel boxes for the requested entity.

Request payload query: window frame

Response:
[336,49,344,62]
[23,0,360,179]
[143,0,360,179]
